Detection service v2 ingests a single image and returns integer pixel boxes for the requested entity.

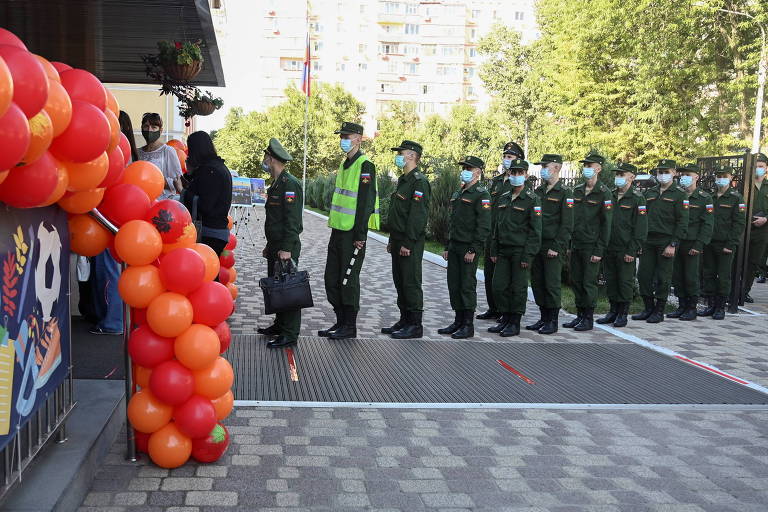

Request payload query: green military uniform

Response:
[600,164,647,326]
[529,154,573,335]
[384,140,430,338]
[670,166,713,319]
[261,139,303,347]
[490,159,542,336]
[744,154,768,300]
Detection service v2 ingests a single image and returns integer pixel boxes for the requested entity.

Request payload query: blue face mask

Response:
[340,139,353,153]
[502,158,512,170]
[582,168,595,179]
[715,177,730,188]
[540,168,551,181]
[679,175,693,188]
[756,167,766,177]
[261,160,270,173]
[614,176,627,188]
[395,155,406,168]
[657,173,673,184]
[460,170,474,183]
[509,175,526,187]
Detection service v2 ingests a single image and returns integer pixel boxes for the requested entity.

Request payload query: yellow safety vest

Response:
[328,154,381,231]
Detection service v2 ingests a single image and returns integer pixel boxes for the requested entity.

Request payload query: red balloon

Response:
[49,100,110,162]
[100,183,151,226]
[219,250,235,269]
[131,307,147,329]
[0,103,30,171]
[0,151,58,208]
[118,132,131,166]
[0,29,27,50]
[99,145,125,188]
[173,395,217,439]
[225,233,237,251]
[191,423,230,463]
[145,199,193,244]
[217,267,230,285]
[159,248,206,294]
[134,430,150,454]
[150,360,194,406]
[0,45,48,118]
[188,281,234,327]
[60,68,107,111]
[213,321,231,354]
[127,325,174,368]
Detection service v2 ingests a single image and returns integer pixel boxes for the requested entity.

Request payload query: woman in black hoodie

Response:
[182,131,233,255]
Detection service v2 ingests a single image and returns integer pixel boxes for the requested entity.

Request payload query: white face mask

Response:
[582,168,595,179]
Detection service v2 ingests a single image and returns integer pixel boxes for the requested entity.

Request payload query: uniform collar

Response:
[402,166,420,182]
[462,180,480,194]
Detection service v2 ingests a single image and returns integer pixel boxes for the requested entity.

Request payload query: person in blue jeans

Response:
[90,250,123,335]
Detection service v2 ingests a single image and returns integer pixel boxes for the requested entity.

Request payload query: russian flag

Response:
[301,34,311,97]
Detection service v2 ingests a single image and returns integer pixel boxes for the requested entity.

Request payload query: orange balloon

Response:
[228,267,237,283]
[191,243,220,281]
[127,388,173,434]
[68,214,112,257]
[211,390,234,421]
[34,55,60,83]
[174,324,220,370]
[39,159,69,206]
[19,109,53,165]
[147,292,193,338]
[115,220,163,266]
[57,187,105,214]
[44,80,72,137]
[105,88,119,117]
[166,139,187,154]
[65,152,108,191]
[148,422,192,469]
[192,357,234,399]
[104,108,119,152]
[0,55,12,118]
[175,147,187,173]
[227,215,233,230]
[226,283,238,300]
[161,224,197,254]
[123,161,164,201]
[118,264,165,308]
[134,364,152,389]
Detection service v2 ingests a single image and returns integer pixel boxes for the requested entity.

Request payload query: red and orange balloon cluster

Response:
[218,231,239,300]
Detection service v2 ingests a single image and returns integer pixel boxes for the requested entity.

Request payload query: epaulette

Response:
[413,171,425,181]
[526,188,537,199]
[476,186,487,193]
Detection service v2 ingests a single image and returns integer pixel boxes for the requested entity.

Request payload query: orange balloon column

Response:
[123,161,165,201]
[148,422,192,469]
[68,214,112,257]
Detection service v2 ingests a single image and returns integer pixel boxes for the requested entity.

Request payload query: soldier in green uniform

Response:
[563,152,613,332]
[320,122,380,339]
[477,141,524,321]
[381,140,430,339]
[438,156,491,338]
[597,163,647,328]
[488,159,542,337]
[527,154,573,335]
[257,138,304,348]
[668,164,713,321]
[743,153,768,303]
[632,159,690,323]
[699,167,746,319]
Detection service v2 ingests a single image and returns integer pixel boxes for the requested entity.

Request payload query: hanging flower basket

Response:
[163,60,203,81]
[192,99,216,116]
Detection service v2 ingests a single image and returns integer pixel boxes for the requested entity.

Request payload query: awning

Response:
[0,0,225,86]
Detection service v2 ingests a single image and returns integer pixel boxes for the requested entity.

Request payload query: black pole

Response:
[730,151,756,312]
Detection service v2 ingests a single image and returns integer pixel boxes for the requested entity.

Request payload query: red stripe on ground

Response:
[286,348,299,381]
[497,359,535,385]
[674,356,748,384]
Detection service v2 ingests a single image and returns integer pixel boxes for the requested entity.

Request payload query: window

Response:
[310,22,324,32]
[422,84,428,94]
[467,86,476,97]
[358,63,368,71]
[336,62,347,72]
[441,46,459,57]
[405,24,419,35]
[470,28,477,40]
[406,3,418,14]
[436,65,458,77]
[281,59,302,71]
[464,66,475,79]
[381,43,400,54]
[423,45,436,56]
[383,2,401,14]
[313,41,323,52]
[403,44,419,55]
[358,43,368,53]
[515,11,524,20]
[382,24,393,33]
[359,4,366,13]
[418,102,435,113]
[471,9,480,19]
[386,61,398,73]
[468,48,478,58]
[312,61,322,71]
[403,62,419,74]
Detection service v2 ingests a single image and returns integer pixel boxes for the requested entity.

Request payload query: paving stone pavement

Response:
[81,209,768,511]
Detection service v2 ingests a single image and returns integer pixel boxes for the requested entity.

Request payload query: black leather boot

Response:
[613,302,629,327]
[257,323,280,336]
[539,308,559,335]
[698,296,715,316]
[680,296,698,321]
[525,307,546,330]
[382,309,407,334]
[330,309,357,339]
[500,313,521,337]
[476,310,500,320]
[574,308,594,331]
[632,296,655,320]
[451,310,474,339]
[596,302,618,324]
[267,336,297,348]
[438,310,463,335]
[667,297,686,318]
[562,308,582,328]
[392,311,424,339]
[488,314,510,333]
[646,299,666,323]
[318,309,342,337]
[712,296,726,320]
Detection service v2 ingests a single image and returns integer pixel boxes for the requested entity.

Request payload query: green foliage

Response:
[157,40,203,66]
[426,162,460,246]
[377,172,397,232]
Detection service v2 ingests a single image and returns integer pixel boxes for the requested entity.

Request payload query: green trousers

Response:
[390,235,424,312]
[603,251,636,303]
[491,245,529,315]
[482,238,497,312]
[447,241,479,311]
[324,229,366,311]
[745,228,768,295]
[570,247,601,309]
[672,240,701,298]
[267,254,302,341]
[702,242,735,296]
[637,240,676,299]
[530,242,563,308]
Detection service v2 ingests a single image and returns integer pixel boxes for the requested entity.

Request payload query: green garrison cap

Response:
[457,155,485,169]
[677,163,701,173]
[579,151,605,165]
[613,162,638,174]
[713,165,734,175]
[656,158,677,170]
[391,140,423,155]
[334,121,364,135]
[757,153,768,163]
[265,138,292,162]
[509,158,529,170]
[535,154,563,165]
[502,141,525,158]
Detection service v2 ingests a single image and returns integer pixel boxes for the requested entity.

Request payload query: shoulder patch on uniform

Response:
[566,198,574,208]
[603,199,612,209]
[361,173,371,184]
[638,205,647,214]
[705,204,714,213]
[481,198,491,209]
[285,190,296,202]
[533,205,542,216]
[477,186,487,192]
[413,190,424,201]
[739,203,747,212]
[682,199,689,209]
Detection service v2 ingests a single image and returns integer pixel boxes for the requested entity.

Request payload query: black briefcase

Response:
[259,259,314,315]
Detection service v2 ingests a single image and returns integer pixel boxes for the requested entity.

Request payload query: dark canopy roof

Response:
[0,0,225,86]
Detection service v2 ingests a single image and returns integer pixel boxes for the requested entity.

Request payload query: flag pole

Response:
[302,2,310,208]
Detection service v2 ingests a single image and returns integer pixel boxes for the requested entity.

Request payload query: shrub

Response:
[426,160,460,247]
[377,170,397,231]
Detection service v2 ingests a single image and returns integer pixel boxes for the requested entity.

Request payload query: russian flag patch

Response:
[413,190,424,201]
[481,199,491,209]
[604,200,612,209]
[285,190,296,202]
[533,206,542,216]
[706,204,714,213]
[638,205,647,215]
[361,173,371,184]
[739,203,747,212]
[566,198,574,208]
[682,199,690,209]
